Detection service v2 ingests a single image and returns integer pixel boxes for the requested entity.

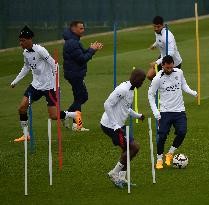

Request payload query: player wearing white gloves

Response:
[148,55,197,169]
[100,68,146,188]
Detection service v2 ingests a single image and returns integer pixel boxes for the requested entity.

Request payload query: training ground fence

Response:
[0,0,209,49]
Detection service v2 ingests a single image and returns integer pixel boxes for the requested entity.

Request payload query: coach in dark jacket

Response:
[63,20,103,131]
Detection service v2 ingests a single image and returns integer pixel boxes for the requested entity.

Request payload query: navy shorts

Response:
[101,124,133,148]
[24,84,57,106]
[158,112,187,137]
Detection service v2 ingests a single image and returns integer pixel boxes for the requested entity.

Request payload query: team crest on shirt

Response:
[175,76,178,80]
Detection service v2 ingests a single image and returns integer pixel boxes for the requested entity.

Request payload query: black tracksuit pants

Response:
[67,77,88,114]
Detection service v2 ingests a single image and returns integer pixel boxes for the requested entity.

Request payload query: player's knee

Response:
[18,105,27,114]
[134,143,140,154]
[159,130,169,141]
[83,96,88,104]
[146,73,154,81]
[49,113,57,120]
[146,68,156,81]
[131,142,140,155]
[159,135,167,143]
[81,93,88,104]
[176,129,187,137]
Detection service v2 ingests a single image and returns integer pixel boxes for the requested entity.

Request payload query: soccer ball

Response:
[173,154,188,169]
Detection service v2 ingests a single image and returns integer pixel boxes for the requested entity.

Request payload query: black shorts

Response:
[101,124,133,148]
[24,84,57,106]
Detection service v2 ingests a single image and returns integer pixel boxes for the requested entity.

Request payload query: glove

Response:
[10,81,16,88]
[139,114,145,121]
[154,111,161,120]
[193,91,198,97]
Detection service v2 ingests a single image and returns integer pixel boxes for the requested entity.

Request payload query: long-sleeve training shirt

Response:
[153,28,182,67]
[148,68,197,116]
[100,81,142,130]
[11,44,56,90]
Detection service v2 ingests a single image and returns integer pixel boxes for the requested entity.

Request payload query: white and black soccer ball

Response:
[173,154,188,169]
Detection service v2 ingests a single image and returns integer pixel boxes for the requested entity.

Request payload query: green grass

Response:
[0,18,209,205]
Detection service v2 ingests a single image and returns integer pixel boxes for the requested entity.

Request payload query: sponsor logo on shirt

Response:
[165,83,180,92]
[30,63,37,69]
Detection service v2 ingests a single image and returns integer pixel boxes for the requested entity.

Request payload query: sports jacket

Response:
[63,30,95,79]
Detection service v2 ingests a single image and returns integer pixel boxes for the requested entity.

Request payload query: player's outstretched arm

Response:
[10,65,30,88]
[128,108,145,121]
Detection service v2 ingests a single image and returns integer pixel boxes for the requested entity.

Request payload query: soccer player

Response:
[63,20,103,131]
[148,55,197,169]
[100,68,146,188]
[11,26,82,142]
[147,16,182,80]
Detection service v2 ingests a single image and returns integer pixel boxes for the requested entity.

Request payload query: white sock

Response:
[20,121,28,136]
[168,146,177,154]
[64,111,76,119]
[20,121,28,129]
[157,154,163,161]
[119,171,127,180]
[112,162,124,174]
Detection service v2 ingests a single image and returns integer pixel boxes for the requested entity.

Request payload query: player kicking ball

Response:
[148,55,197,169]
[100,68,146,188]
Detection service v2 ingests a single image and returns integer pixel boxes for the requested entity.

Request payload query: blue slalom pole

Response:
[155,24,169,144]
[113,23,117,89]
[28,93,35,153]
[165,24,168,55]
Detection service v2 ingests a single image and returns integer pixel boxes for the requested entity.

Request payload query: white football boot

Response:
[118,171,137,187]
[108,170,124,188]
[72,123,89,131]
[61,118,70,129]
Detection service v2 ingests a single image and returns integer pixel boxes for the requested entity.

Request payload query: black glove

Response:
[140,114,145,121]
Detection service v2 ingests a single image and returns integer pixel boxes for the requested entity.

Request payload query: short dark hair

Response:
[70,20,84,29]
[153,16,164,25]
[130,68,146,84]
[162,55,174,65]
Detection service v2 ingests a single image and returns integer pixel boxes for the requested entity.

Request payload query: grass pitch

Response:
[0,18,209,205]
